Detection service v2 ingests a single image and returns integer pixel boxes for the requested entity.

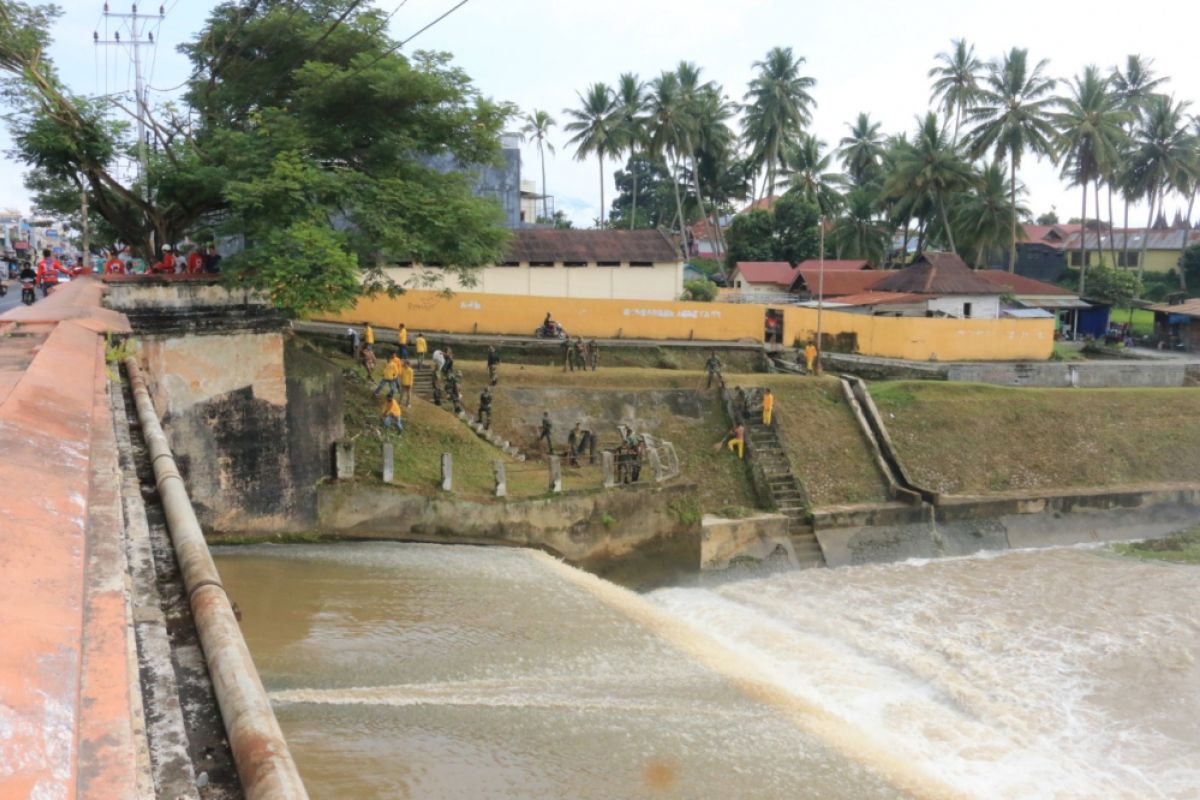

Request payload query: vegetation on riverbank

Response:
[871,381,1200,495]
[1112,529,1200,564]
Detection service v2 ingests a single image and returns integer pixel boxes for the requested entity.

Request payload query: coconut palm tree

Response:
[1054,66,1130,291]
[646,70,694,245]
[887,113,975,254]
[965,47,1058,273]
[830,187,889,262]
[563,83,618,227]
[690,85,737,255]
[781,133,845,217]
[929,38,982,144]
[838,112,886,188]
[612,73,648,230]
[674,61,722,252]
[1128,94,1193,279]
[1111,55,1168,268]
[952,162,1028,268]
[521,109,557,223]
[742,46,815,204]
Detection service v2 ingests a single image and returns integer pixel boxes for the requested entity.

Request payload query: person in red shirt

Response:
[185,246,204,275]
[151,244,176,274]
[104,250,126,276]
[36,248,70,293]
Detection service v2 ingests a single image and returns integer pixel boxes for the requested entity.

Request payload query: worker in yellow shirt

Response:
[364,322,375,348]
[374,352,402,396]
[381,392,404,432]
[397,323,409,358]
[400,360,415,406]
[415,332,428,367]
[804,341,818,374]
[762,387,775,426]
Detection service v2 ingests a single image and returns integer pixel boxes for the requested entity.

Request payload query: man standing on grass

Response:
[804,341,818,374]
[705,350,723,389]
[538,411,554,453]
[588,339,599,371]
[567,422,582,467]
[397,323,409,358]
[364,322,375,351]
[361,345,377,379]
[561,338,571,372]
[478,387,493,430]
[400,360,415,407]
[487,346,501,386]
[762,388,775,427]
[374,352,401,396]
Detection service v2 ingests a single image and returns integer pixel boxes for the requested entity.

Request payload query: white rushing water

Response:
[215,542,1200,799]
[649,546,1200,800]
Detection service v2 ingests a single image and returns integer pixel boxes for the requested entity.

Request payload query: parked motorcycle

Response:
[20,278,36,305]
[534,322,567,340]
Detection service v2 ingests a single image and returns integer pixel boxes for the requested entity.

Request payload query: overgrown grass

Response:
[871,381,1200,495]
[1112,529,1200,564]
[1113,307,1155,337]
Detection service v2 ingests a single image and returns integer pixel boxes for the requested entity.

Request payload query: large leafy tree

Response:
[928,38,982,144]
[886,113,975,254]
[564,82,618,227]
[965,47,1058,273]
[609,154,676,229]
[724,193,819,269]
[1055,66,1129,290]
[742,46,815,203]
[0,0,514,314]
[521,109,556,221]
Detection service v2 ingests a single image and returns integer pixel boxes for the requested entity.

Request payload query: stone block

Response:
[493,460,507,498]
[440,452,453,491]
[382,442,394,484]
[548,455,563,493]
[335,440,355,480]
[602,451,615,489]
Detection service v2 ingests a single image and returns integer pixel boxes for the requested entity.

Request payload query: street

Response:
[0,277,22,315]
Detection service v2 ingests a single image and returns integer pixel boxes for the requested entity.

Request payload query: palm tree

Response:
[1111,55,1168,268]
[965,47,1058,273]
[521,109,557,223]
[953,162,1028,267]
[838,112,886,188]
[742,46,815,204]
[646,71,693,246]
[781,133,845,216]
[929,38,982,144]
[1176,118,1200,287]
[563,83,618,227]
[613,73,648,229]
[887,113,975,254]
[1054,66,1129,292]
[830,187,889,263]
[675,61,722,253]
[1128,94,1193,279]
[690,85,737,255]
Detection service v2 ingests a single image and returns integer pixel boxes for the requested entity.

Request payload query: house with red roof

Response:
[728,261,803,294]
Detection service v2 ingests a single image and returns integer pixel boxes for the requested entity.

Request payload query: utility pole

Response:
[96,3,164,200]
[80,189,90,271]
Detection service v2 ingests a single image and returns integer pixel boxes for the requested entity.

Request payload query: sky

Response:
[3,0,1199,229]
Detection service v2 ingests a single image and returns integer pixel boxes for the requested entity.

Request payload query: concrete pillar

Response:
[440,452,453,491]
[335,439,355,480]
[381,442,394,484]
[647,445,665,482]
[602,450,615,489]
[548,455,562,493]
[493,460,507,498]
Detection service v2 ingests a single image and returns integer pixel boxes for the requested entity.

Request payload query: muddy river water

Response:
[213,543,1199,799]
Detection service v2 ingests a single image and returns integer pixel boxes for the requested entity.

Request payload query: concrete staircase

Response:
[412,362,436,400]
[741,389,826,568]
[412,363,527,461]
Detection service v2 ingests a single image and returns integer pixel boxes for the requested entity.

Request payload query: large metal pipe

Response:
[125,357,309,800]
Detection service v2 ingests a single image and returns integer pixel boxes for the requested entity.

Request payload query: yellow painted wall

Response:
[1079,249,1181,273]
[323,289,1055,361]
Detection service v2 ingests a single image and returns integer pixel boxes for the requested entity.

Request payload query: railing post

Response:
[335,440,355,480]
[602,450,616,489]
[381,442,394,484]
[440,452,453,491]
[548,455,562,493]
[493,460,507,498]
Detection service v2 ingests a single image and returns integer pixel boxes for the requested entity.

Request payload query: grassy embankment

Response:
[871,381,1200,495]
[1112,529,1200,564]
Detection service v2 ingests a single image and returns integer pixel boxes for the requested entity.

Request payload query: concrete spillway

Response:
[215,541,1200,799]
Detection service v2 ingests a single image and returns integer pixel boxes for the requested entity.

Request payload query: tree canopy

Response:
[0,0,515,314]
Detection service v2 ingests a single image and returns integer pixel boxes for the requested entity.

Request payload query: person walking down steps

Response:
[705,351,723,389]
[762,387,774,427]
[537,411,554,453]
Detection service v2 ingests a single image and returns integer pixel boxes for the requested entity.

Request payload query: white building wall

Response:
[927,295,1001,319]
[387,261,683,301]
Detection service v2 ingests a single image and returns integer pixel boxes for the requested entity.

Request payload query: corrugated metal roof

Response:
[505,229,680,263]
[793,259,874,271]
[732,261,800,286]
[872,252,1005,295]
[1062,229,1200,252]
[1016,297,1092,310]
[975,270,1075,296]
[1003,308,1055,318]
[789,269,884,295]
[1146,299,1200,318]
[828,291,924,306]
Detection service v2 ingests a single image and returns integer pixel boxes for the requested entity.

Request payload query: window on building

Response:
[1118,252,1140,268]
[596,261,620,267]
[529,261,555,267]
[963,302,973,318]
[563,261,588,268]
[629,261,653,268]
[1069,251,1083,267]
[498,260,520,268]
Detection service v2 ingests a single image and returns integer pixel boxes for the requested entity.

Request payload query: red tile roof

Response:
[505,229,680,263]
[974,270,1075,296]
[872,252,1004,295]
[793,259,873,271]
[732,261,801,287]
[789,269,885,296]
[738,197,781,213]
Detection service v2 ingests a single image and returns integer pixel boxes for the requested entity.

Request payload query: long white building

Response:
[388,229,684,302]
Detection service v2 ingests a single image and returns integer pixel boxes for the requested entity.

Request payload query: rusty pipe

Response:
[125,357,308,800]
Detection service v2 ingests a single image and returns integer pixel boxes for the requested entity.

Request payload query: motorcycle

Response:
[535,321,567,340]
[20,278,36,306]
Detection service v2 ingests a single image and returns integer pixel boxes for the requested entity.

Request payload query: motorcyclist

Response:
[36,248,70,294]
[19,262,38,303]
